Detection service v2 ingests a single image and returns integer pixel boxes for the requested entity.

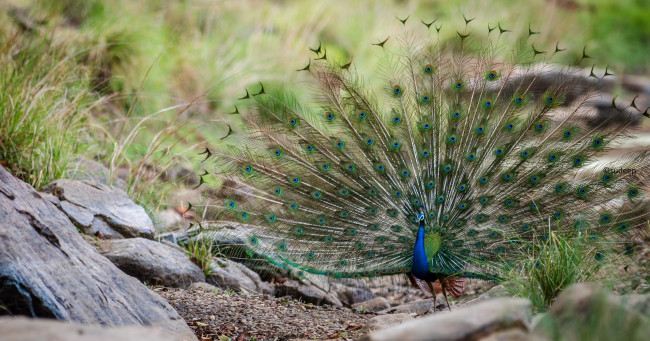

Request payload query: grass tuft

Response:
[0,29,100,189]
[503,231,610,312]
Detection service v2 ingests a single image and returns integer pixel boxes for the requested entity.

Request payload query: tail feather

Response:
[199,17,650,286]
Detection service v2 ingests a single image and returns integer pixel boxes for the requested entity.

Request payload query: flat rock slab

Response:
[363,298,532,341]
[352,297,390,313]
[96,238,205,288]
[0,167,196,340]
[67,158,128,190]
[207,258,274,295]
[0,316,178,341]
[276,280,343,307]
[363,313,414,332]
[42,179,154,239]
[378,298,445,315]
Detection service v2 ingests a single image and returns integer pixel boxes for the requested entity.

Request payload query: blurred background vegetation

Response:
[1,0,648,214]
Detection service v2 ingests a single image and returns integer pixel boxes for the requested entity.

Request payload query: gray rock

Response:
[363,298,532,341]
[157,230,191,245]
[378,298,444,315]
[189,282,219,292]
[96,238,205,288]
[330,281,377,306]
[481,328,538,341]
[352,297,390,312]
[0,166,196,340]
[0,316,180,341]
[363,313,414,332]
[42,179,154,239]
[207,258,274,295]
[456,284,511,308]
[89,216,124,239]
[155,208,183,231]
[276,280,343,307]
[67,158,128,190]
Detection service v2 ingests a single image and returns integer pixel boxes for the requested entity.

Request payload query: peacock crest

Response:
[197,16,650,302]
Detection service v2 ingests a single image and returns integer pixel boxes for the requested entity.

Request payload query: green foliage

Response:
[184,233,218,276]
[504,231,611,311]
[535,288,650,341]
[0,30,97,189]
[579,0,650,71]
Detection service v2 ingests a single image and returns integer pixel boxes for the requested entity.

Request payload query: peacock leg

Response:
[440,277,452,311]
[426,280,437,314]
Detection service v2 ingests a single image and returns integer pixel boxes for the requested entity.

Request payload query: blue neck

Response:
[412,225,430,280]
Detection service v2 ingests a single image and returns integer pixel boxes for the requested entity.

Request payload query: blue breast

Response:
[412,226,433,281]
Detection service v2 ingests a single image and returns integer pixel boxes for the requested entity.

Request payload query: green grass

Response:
[0,28,99,189]
[503,230,616,312]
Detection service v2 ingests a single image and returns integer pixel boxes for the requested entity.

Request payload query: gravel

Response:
[152,286,374,340]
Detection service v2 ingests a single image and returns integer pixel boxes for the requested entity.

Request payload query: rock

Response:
[157,230,191,245]
[352,297,390,312]
[67,158,128,190]
[534,283,650,340]
[155,208,183,231]
[42,179,154,239]
[96,238,205,288]
[363,313,414,332]
[276,280,343,307]
[363,298,532,341]
[378,298,444,315]
[481,329,538,341]
[207,258,274,295]
[189,282,219,292]
[329,281,377,306]
[456,284,510,308]
[0,316,178,341]
[0,166,196,340]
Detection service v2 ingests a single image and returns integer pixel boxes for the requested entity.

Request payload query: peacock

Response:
[197,16,650,310]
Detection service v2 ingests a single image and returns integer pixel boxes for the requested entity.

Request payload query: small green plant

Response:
[184,233,218,276]
[504,231,609,311]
